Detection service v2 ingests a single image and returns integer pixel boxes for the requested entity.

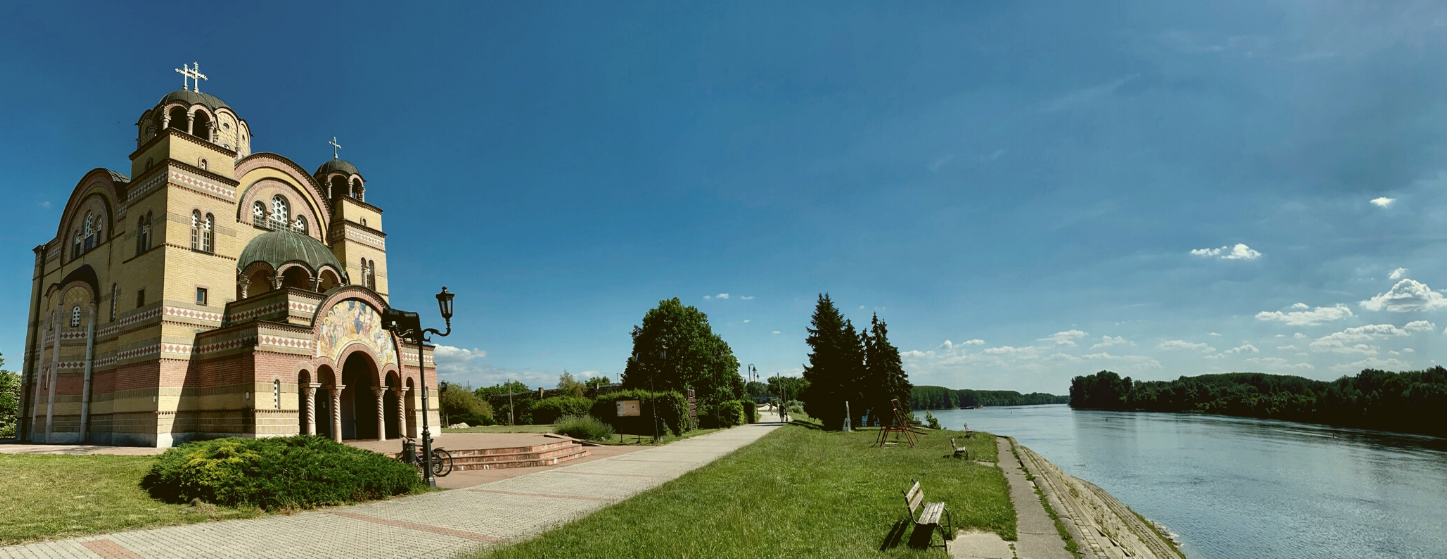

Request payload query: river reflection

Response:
[928,405,1447,559]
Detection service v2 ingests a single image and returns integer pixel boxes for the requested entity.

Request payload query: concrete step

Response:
[449,444,586,465]
[451,449,590,471]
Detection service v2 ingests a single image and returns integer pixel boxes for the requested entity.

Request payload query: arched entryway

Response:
[384,371,402,439]
[340,351,380,440]
[316,365,337,440]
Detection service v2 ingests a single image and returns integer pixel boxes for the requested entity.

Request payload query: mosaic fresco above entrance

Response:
[317,299,398,367]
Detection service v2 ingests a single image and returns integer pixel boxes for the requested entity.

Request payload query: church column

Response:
[303,383,319,435]
[186,112,195,135]
[373,387,387,441]
[272,273,284,290]
[393,387,408,440]
[45,315,60,440]
[237,276,249,299]
[80,303,96,442]
[331,384,345,442]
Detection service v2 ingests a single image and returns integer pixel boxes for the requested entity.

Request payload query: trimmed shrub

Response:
[142,436,424,511]
[553,414,615,441]
[532,396,594,425]
[589,390,688,435]
[713,400,743,428]
[440,385,493,425]
[741,400,758,424]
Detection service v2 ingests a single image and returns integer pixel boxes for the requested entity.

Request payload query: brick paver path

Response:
[0,424,779,559]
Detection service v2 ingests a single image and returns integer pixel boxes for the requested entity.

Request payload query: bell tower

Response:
[315,142,389,302]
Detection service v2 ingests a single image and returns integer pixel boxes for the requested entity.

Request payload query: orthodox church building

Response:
[17,65,439,446]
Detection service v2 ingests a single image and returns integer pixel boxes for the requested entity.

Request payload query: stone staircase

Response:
[436,439,589,471]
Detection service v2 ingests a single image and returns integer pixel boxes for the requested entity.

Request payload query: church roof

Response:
[315,158,360,178]
[158,89,230,112]
[237,229,347,278]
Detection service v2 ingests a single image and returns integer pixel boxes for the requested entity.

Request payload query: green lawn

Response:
[442,424,555,434]
[0,454,262,546]
[479,426,1013,558]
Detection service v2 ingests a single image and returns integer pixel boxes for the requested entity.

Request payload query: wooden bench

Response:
[950,437,970,459]
[962,422,973,438]
[902,479,953,549]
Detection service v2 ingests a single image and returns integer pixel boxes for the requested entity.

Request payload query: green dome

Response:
[158,89,230,112]
[237,229,347,279]
[315,159,360,178]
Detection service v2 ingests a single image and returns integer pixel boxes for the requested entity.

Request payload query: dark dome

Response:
[315,159,360,178]
[158,89,230,112]
[237,229,346,278]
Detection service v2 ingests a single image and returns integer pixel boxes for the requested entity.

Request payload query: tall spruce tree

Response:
[863,314,911,425]
[801,294,867,430]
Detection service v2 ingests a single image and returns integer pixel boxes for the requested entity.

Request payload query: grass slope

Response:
[480,426,1013,559]
[0,454,261,546]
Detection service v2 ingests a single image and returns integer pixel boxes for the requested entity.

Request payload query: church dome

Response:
[237,229,346,278]
[315,159,360,178]
[158,89,230,112]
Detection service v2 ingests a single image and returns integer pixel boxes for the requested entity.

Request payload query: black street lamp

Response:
[383,286,454,488]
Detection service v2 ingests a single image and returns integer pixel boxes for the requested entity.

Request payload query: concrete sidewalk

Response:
[0,424,779,559]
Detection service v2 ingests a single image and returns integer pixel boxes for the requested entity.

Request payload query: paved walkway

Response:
[990,437,1072,559]
[0,423,779,559]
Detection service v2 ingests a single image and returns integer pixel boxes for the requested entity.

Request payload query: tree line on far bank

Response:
[1069,368,1447,437]
[909,386,1069,410]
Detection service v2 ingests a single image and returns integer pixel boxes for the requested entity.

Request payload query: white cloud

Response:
[716,293,729,300]
[740,296,754,300]
[1331,357,1409,372]
[929,154,955,171]
[1208,332,1222,336]
[1291,303,1310,310]
[980,149,1005,162]
[1309,323,1433,355]
[1191,243,1262,261]
[1225,344,1260,355]
[1256,304,1354,326]
[962,339,985,346]
[1295,333,1307,339]
[1245,357,1316,370]
[771,331,781,335]
[1360,279,1447,312]
[1038,330,1088,346]
[702,295,710,300]
[1158,340,1214,352]
[39,201,50,209]
[1389,268,1408,280]
[1089,335,1131,350]
[1277,345,1298,351]
[1371,197,1395,208]
[982,345,1035,355]
[742,319,750,323]
[1405,348,1415,353]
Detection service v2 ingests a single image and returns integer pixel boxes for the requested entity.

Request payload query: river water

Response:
[927,405,1447,559]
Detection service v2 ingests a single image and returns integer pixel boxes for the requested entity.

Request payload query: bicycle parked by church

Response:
[400,437,453,477]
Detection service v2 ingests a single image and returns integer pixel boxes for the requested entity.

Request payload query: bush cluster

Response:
[532,396,594,425]
[142,436,424,511]
[741,401,758,424]
[553,414,615,441]
[589,390,688,435]
[713,400,744,428]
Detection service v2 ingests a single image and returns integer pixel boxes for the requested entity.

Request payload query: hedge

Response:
[142,436,425,511]
[741,400,758,424]
[532,396,594,425]
[589,390,688,436]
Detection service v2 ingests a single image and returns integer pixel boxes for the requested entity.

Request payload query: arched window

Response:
[203,214,214,253]
[145,157,153,171]
[273,379,281,409]
[361,218,367,227]
[110,284,118,322]
[70,306,80,328]
[72,232,82,260]
[351,179,364,201]
[295,215,307,235]
[199,158,208,171]
[94,221,103,248]
[271,196,289,229]
[136,212,152,255]
[83,213,94,251]
[190,211,201,250]
[252,201,266,227]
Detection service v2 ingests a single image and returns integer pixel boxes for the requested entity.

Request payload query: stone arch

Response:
[234,177,323,240]
[317,267,344,292]
[235,153,333,226]
[191,109,213,141]
[54,170,121,246]
[238,261,276,299]
[276,262,315,290]
[338,345,383,440]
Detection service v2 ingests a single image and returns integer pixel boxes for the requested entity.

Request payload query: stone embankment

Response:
[1010,438,1184,559]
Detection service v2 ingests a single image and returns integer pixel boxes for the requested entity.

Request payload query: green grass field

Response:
[478,425,1014,558]
[0,454,261,546]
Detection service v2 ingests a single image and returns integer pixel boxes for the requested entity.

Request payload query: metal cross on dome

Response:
[174,62,208,93]
[329,137,342,160]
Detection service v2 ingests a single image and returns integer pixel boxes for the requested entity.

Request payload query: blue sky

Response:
[2,2,1445,394]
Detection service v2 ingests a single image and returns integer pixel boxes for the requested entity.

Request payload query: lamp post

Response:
[383,287,454,488]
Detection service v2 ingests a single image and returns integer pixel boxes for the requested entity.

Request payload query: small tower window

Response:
[70,306,80,327]
[204,213,214,252]
[191,211,201,250]
[136,212,153,255]
[252,201,266,227]
[196,287,208,306]
[199,158,208,171]
[295,215,308,235]
[136,288,145,309]
[72,232,82,260]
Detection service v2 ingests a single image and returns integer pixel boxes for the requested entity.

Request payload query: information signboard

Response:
[616,399,641,417]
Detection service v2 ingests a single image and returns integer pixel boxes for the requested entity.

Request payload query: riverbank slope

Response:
[1008,437,1184,559]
